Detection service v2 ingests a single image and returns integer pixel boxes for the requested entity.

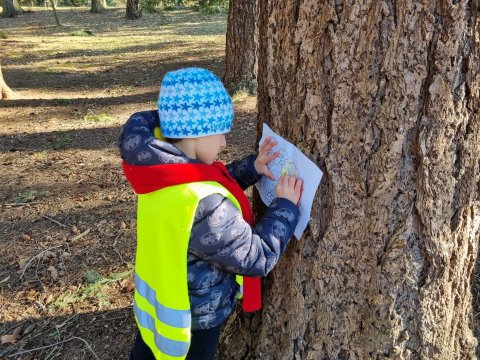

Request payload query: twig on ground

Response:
[7,336,100,359]
[69,228,90,243]
[5,202,42,206]
[91,314,129,323]
[42,215,67,228]
[113,245,128,266]
[34,256,46,291]
[20,246,63,279]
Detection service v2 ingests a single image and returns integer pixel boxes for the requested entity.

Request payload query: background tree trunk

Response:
[220,1,480,359]
[0,62,15,99]
[50,0,61,26]
[125,0,140,19]
[2,0,23,17]
[223,0,258,95]
[90,0,105,13]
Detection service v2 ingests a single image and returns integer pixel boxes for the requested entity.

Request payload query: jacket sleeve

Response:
[225,155,262,190]
[188,193,300,277]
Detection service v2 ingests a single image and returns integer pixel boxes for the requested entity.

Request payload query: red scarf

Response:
[122,160,262,312]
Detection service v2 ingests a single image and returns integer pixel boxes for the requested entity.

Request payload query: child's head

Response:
[158,68,233,139]
[157,67,234,164]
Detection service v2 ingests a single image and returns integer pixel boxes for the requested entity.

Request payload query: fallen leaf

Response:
[45,294,54,304]
[18,256,28,270]
[47,266,58,280]
[26,289,37,302]
[21,234,31,241]
[120,221,127,230]
[1,334,20,344]
[23,324,36,335]
[43,251,57,259]
[71,225,80,235]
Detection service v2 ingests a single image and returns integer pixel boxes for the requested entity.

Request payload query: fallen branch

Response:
[7,336,99,359]
[42,215,67,228]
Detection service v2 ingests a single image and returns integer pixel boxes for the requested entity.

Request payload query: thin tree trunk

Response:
[2,0,23,17]
[90,0,105,13]
[223,0,257,95]
[0,62,15,99]
[50,0,60,26]
[220,1,480,359]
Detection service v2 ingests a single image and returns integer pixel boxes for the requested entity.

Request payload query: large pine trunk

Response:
[0,62,15,99]
[2,0,23,17]
[125,0,141,19]
[220,1,480,359]
[223,0,257,94]
[90,0,106,13]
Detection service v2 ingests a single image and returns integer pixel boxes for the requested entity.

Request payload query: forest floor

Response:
[0,7,257,359]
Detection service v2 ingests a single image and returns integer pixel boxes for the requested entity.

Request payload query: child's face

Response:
[194,133,227,164]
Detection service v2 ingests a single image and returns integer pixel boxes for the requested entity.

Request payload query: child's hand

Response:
[275,174,303,205]
[254,137,280,180]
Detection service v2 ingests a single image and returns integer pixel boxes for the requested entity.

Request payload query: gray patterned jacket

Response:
[119,111,300,330]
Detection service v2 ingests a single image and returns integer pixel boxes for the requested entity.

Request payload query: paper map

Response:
[255,123,323,239]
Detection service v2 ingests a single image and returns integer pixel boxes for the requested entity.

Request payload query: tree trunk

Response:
[50,0,61,26]
[0,62,15,99]
[90,0,105,13]
[220,1,480,359]
[125,0,140,19]
[223,0,258,95]
[2,0,23,17]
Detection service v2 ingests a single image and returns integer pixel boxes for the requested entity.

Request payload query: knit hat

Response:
[158,68,234,139]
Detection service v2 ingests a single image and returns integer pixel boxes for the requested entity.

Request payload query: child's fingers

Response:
[296,179,304,206]
[267,151,281,162]
[287,175,297,188]
[265,169,275,180]
[260,137,277,154]
[294,178,303,193]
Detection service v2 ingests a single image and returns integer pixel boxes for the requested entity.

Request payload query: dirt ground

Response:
[0,8,257,359]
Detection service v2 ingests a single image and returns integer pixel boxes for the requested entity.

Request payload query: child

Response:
[119,68,302,360]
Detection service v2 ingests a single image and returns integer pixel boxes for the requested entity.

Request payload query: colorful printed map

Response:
[255,124,323,239]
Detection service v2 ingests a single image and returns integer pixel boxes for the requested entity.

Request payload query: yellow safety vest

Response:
[134,181,242,359]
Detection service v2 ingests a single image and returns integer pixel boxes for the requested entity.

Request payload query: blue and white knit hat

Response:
[158,68,234,139]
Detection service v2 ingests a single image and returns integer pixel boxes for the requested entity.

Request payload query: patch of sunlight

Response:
[4,51,24,60]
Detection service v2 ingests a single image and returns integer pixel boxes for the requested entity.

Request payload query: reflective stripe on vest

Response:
[134,301,190,357]
[134,181,242,360]
[135,273,191,328]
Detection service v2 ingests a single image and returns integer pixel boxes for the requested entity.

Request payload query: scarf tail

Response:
[242,277,261,312]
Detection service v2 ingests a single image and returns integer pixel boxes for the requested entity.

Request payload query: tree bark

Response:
[220,1,480,359]
[126,0,141,19]
[90,0,105,13]
[223,0,258,95]
[2,0,23,17]
[0,62,15,99]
